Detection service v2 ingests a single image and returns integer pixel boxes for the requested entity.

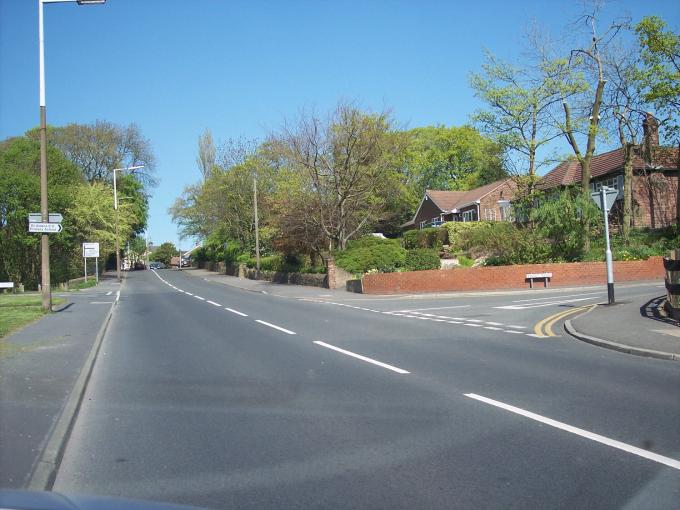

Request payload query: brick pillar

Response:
[325,255,336,289]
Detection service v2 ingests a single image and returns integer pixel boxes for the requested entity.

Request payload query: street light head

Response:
[76,0,106,4]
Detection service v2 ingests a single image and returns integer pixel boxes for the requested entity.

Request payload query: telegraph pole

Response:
[253,176,260,276]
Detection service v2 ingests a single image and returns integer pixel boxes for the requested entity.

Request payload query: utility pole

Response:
[253,175,261,276]
[38,0,51,311]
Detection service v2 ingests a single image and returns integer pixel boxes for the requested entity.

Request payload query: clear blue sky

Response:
[1,0,678,246]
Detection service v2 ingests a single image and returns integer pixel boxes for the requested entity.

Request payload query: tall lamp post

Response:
[38,0,106,311]
[112,165,144,282]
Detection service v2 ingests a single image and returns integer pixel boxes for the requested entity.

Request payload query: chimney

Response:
[642,112,659,148]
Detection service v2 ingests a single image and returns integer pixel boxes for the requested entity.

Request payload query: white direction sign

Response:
[591,187,618,213]
[28,222,62,233]
[29,213,63,223]
[82,242,100,258]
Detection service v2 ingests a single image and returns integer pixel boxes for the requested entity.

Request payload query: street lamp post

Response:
[37,0,106,311]
[112,165,143,282]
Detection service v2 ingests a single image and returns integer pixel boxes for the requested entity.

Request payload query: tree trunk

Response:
[622,143,634,243]
[676,142,680,229]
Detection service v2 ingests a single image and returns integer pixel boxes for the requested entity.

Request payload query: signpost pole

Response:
[84,257,87,283]
[601,187,615,305]
[95,257,99,284]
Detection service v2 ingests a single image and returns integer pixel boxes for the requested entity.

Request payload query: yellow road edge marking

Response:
[534,305,597,338]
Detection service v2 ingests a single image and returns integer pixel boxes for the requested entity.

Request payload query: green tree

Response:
[153,242,178,266]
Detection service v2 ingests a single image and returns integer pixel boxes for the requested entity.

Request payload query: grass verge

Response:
[0,295,65,339]
[69,280,97,291]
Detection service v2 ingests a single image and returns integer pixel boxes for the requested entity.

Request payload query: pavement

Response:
[0,275,121,489]
[566,290,680,360]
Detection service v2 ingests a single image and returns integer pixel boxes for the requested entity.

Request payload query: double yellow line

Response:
[534,304,597,338]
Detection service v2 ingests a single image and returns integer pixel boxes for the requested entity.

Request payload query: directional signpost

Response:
[591,186,619,305]
[83,242,100,284]
[28,212,63,233]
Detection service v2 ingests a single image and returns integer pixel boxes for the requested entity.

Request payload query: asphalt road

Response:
[53,270,680,509]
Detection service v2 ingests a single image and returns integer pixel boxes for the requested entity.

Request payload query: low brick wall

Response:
[361,256,665,295]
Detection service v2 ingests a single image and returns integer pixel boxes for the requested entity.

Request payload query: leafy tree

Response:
[402,125,506,196]
[196,128,217,181]
[470,51,569,177]
[273,102,404,250]
[153,242,178,266]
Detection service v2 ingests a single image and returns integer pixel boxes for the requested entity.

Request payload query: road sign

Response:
[82,242,100,258]
[28,222,62,233]
[590,187,618,213]
[29,213,63,223]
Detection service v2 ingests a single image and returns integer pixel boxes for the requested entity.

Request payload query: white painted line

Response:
[511,291,603,303]
[466,319,484,323]
[485,321,503,326]
[503,330,524,334]
[207,300,221,307]
[464,323,482,327]
[255,320,295,335]
[526,333,543,338]
[390,305,471,313]
[225,307,248,317]
[432,319,447,322]
[464,393,680,471]
[314,341,410,374]
[185,292,194,296]
[195,296,205,301]
[506,325,526,329]
[105,291,113,296]
[446,321,463,324]
[115,290,120,303]
[495,297,598,310]
[484,326,503,331]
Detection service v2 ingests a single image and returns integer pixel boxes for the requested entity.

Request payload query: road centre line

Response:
[255,320,296,335]
[185,292,193,296]
[225,307,248,317]
[195,296,205,301]
[314,340,410,374]
[105,291,112,296]
[464,393,680,470]
[511,291,604,303]
[207,300,221,307]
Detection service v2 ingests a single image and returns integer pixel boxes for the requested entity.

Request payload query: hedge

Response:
[402,227,447,249]
[404,248,441,271]
[335,237,406,274]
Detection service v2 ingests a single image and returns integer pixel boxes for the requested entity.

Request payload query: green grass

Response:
[69,279,97,291]
[0,295,65,339]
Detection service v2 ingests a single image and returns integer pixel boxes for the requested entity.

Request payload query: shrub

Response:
[402,227,447,249]
[404,249,441,271]
[443,221,494,251]
[247,255,284,271]
[457,255,475,267]
[335,237,406,274]
[460,222,552,264]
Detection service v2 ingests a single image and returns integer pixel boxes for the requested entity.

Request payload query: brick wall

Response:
[632,172,678,229]
[479,180,517,221]
[361,256,664,294]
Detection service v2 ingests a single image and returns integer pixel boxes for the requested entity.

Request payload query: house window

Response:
[590,175,624,198]
[462,210,476,222]
[498,200,512,221]
[484,208,497,221]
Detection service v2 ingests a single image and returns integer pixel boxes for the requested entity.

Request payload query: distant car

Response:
[149,262,166,269]
[133,261,146,271]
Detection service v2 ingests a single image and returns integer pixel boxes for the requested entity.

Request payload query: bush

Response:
[443,221,494,251]
[247,255,284,271]
[404,249,441,271]
[402,227,447,249]
[457,255,475,267]
[335,237,406,274]
[460,222,552,264]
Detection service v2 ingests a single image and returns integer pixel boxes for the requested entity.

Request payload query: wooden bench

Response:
[0,282,15,293]
[526,272,552,288]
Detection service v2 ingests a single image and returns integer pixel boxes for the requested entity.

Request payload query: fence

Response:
[664,249,680,321]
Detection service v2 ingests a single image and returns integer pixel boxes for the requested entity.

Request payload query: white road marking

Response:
[484,326,502,331]
[485,321,503,326]
[185,292,194,296]
[225,307,248,317]
[504,330,524,334]
[526,333,543,338]
[255,320,295,335]
[195,296,205,301]
[390,305,471,313]
[207,300,221,307]
[511,291,603,303]
[115,290,120,303]
[464,323,482,327]
[464,393,680,471]
[495,297,598,310]
[466,319,484,323]
[105,291,113,296]
[506,325,526,329]
[314,340,410,374]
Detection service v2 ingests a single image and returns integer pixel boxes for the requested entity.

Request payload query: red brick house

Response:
[539,114,679,229]
[402,178,517,230]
